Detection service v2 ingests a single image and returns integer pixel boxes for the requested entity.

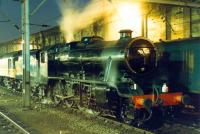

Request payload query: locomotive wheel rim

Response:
[85,108,101,116]
[77,103,85,111]
[53,81,64,105]
[53,96,61,105]
[64,99,74,108]
[88,106,102,116]
[120,103,135,124]
[93,109,102,116]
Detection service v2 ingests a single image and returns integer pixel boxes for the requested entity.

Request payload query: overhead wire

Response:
[30,0,48,16]
[1,0,200,45]
[0,9,20,32]
[0,0,51,46]
[0,20,9,22]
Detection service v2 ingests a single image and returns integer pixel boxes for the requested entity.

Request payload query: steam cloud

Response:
[58,0,114,42]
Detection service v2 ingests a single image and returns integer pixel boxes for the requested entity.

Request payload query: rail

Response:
[0,111,30,134]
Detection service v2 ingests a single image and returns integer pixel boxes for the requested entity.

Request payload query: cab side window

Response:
[8,59,11,69]
[13,57,18,69]
[41,52,46,63]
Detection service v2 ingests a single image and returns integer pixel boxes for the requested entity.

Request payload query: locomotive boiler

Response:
[39,30,186,124]
[49,30,156,90]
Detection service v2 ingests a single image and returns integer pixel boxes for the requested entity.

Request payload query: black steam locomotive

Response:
[0,30,192,125]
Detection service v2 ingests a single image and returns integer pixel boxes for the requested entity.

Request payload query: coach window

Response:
[41,52,46,63]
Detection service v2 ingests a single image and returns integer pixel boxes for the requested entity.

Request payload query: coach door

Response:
[8,58,15,78]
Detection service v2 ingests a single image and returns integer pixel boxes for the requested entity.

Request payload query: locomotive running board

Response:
[48,77,64,80]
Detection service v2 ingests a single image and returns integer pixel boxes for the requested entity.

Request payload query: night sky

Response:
[0,0,90,43]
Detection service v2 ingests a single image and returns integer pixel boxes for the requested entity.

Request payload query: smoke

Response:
[58,0,114,42]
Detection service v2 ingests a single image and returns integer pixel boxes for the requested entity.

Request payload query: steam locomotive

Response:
[0,30,195,125]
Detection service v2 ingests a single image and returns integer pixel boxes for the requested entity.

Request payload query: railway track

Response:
[0,107,30,134]
[88,106,200,134]
[154,109,200,134]
[1,87,199,134]
[167,114,200,129]
[0,87,154,134]
[59,105,154,134]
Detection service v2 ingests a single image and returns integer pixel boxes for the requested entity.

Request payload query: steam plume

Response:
[58,0,114,42]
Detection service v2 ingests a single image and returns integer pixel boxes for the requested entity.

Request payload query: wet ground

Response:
[0,88,150,134]
[0,87,199,134]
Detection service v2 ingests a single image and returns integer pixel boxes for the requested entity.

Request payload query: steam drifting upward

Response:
[58,0,142,42]
[59,0,114,42]
[106,1,142,40]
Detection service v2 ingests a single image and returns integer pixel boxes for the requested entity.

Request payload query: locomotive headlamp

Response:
[130,84,137,90]
[161,83,168,93]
